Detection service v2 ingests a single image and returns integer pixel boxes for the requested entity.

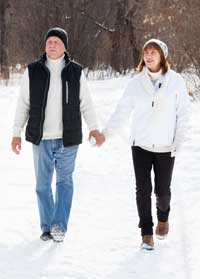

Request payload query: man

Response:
[11,27,104,242]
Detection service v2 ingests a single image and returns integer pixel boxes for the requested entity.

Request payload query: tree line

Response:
[0,0,200,84]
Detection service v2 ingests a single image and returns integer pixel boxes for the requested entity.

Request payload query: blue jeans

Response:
[32,139,78,233]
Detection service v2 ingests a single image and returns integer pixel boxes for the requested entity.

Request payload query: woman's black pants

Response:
[131,146,175,236]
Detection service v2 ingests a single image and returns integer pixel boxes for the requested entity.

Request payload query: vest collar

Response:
[39,52,70,66]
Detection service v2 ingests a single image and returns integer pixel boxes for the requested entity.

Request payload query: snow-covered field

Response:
[0,76,200,279]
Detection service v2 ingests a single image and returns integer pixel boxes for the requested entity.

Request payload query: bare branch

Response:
[76,7,115,33]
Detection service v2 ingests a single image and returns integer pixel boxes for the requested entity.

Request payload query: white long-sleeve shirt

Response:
[13,56,98,139]
[104,67,190,153]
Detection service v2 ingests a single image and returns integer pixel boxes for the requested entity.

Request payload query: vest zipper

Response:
[36,66,50,145]
[61,61,71,105]
[66,81,69,103]
[61,61,71,141]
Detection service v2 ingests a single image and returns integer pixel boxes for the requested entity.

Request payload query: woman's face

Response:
[143,46,161,72]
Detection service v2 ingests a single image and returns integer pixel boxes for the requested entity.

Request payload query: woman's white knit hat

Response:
[143,39,168,58]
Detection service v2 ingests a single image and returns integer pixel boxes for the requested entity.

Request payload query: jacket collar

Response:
[141,67,170,96]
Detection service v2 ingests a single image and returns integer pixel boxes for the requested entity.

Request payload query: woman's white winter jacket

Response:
[104,67,190,153]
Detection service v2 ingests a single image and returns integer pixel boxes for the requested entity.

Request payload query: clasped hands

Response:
[89,130,105,147]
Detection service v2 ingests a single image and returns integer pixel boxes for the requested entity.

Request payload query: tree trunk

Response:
[0,0,10,81]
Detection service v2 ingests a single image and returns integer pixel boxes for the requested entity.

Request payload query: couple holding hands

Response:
[11,27,189,250]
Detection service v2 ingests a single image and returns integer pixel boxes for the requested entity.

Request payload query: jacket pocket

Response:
[63,105,81,129]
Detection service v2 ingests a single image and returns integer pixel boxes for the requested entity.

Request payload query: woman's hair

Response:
[136,42,170,74]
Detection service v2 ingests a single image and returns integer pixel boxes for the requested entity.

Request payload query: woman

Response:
[102,39,190,250]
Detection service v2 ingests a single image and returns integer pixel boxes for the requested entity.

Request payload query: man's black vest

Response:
[25,53,83,147]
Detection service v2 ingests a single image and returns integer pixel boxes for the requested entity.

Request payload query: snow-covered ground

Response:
[0,76,200,279]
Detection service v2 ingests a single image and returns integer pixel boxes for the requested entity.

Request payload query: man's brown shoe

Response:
[141,235,154,250]
[155,221,169,239]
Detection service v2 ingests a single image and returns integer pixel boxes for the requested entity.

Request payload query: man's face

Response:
[45,36,65,59]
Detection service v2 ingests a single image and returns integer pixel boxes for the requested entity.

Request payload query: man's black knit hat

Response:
[45,27,68,49]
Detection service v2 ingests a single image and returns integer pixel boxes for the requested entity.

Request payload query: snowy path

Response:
[0,78,200,279]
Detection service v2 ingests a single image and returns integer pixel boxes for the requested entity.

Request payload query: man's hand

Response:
[89,130,105,147]
[11,137,22,154]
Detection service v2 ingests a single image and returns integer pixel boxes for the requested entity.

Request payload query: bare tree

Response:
[0,0,11,80]
[75,0,142,72]
[0,0,200,84]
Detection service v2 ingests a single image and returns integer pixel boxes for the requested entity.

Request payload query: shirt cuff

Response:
[88,124,99,132]
[13,127,22,137]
